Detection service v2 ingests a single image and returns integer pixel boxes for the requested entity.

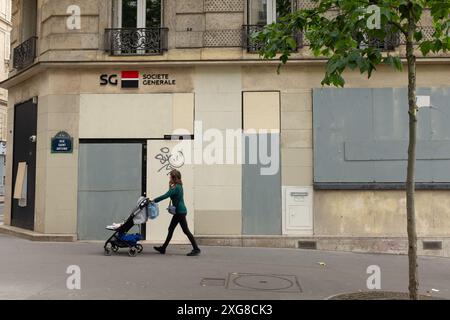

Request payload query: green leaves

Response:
[384,55,403,71]
[420,40,433,55]
[414,31,423,42]
[256,0,449,88]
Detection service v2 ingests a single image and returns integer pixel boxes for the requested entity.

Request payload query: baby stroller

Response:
[104,197,151,257]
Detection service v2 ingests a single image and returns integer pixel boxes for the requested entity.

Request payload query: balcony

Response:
[364,32,401,51]
[105,28,169,56]
[13,36,37,71]
[242,25,303,53]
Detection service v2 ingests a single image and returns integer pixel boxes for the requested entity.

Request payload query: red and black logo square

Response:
[121,71,139,88]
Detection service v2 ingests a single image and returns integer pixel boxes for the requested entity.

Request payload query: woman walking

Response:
[151,169,201,256]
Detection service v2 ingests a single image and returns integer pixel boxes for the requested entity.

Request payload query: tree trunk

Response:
[406,10,419,300]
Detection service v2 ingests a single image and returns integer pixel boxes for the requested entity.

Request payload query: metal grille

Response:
[419,26,436,41]
[242,25,265,53]
[203,29,243,47]
[13,37,37,71]
[303,36,311,46]
[302,27,435,49]
[204,0,244,12]
[423,241,442,250]
[105,28,168,56]
[400,26,436,44]
[356,26,401,51]
[298,241,317,249]
[297,0,318,9]
[367,32,400,51]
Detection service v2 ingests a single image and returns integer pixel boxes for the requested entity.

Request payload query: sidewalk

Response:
[0,233,449,300]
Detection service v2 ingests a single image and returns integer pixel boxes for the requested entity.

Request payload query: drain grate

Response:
[422,241,442,250]
[298,241,317,250]
[201,278,226,287]
[227,273,302,293]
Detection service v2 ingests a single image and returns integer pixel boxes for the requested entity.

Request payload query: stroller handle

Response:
[138,197,151,209]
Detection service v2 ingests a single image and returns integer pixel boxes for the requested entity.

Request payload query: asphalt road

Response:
[0,233,449,300]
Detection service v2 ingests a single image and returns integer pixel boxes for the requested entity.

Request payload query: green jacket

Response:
[154,184,187,214]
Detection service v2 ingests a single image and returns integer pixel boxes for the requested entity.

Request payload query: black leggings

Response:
[162,214,199,250]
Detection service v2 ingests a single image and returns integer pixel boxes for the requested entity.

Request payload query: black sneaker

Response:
[187,249,201,256]
[153,246,166,254]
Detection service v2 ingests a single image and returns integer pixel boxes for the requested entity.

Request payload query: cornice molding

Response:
[1,57,450,89]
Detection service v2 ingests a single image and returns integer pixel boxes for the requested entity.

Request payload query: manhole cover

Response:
[227,273,302,293]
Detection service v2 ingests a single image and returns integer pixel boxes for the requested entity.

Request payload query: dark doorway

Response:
[11,98,37,230]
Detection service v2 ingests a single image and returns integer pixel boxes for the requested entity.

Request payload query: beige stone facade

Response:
[0,0,11,196]
[1,0,449,256]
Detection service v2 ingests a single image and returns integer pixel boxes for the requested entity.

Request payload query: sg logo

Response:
[100,74,118,86]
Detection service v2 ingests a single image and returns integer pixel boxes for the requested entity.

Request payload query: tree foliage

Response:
[256,0,449,300]
[256,0,450,86]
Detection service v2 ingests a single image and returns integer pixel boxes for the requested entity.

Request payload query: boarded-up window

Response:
[313,87,450,187]
[242,91,281,235]
[243,91,280,132]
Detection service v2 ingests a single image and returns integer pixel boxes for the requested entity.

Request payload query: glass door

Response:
[120,0,138,28]
[21,0,37,41]
[248,0,268,25]
[119,0,161,28]
[145,0,161,28]
[247,0,292,25]
[117,0,162,54]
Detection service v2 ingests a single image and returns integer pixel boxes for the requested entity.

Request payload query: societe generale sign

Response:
[100,71,176,88]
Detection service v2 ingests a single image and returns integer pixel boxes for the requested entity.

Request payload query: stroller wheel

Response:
[104,243,112,256]
[128,247,137,257]
[136,244,143,253]
[112,245,119,253]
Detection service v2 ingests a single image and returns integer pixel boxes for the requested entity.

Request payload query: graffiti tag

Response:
[155,147,185,175]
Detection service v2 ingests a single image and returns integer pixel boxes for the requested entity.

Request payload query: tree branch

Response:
[388,20,408,36]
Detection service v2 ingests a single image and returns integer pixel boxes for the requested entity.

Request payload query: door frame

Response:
[78,139,148,239]
[117,0,163,28]
[246,0,295,25]
[21,0,38,41]
[11,97,38,231]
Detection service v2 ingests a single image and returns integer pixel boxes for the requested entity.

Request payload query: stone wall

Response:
[8,0,446,70]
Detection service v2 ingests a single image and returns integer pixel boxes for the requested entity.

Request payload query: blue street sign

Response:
[51,131,73,154]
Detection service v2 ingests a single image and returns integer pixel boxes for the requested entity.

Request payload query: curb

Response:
[0,225,77,242]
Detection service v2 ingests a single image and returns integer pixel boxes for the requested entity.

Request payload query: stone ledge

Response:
[0,225,77,242]
[196,235,450,258]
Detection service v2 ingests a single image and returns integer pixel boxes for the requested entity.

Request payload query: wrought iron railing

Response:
[13,36,37,70]
[360,26,436,49]
[355,26,401,51]
[367,32,400,51]
[242,25,303,53]
[105,28,168,56]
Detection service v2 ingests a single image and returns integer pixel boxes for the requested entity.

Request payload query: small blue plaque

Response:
[51,131,73,154]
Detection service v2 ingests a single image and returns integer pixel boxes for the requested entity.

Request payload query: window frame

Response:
[246,0,295,25]
[116,0,163,29]
[20,0,37,42]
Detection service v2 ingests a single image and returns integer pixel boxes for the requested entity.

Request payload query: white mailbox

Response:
[282,186,313,235]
